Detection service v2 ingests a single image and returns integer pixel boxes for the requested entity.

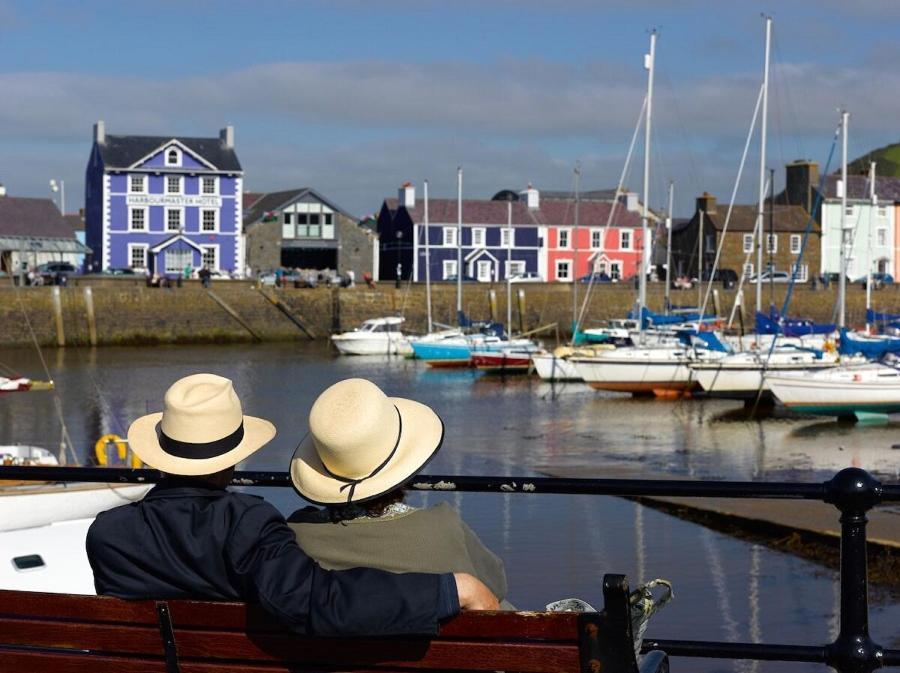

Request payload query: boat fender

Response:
[94,434,140,468]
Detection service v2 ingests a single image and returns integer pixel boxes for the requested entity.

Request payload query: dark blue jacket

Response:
[86,482,458,636]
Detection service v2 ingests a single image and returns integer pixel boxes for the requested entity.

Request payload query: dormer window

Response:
[165,147,181,166]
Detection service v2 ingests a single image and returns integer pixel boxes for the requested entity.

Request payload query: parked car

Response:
[36,262,77,284]
[749,270,805,284]
[444,274,479,283]
[509,272,543,283]
[102,267,137,276]
[578,272,613,284]
[701,269,738,284]
[853,272,894,286]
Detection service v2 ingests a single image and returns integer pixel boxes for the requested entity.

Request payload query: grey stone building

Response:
[243,188,377,279]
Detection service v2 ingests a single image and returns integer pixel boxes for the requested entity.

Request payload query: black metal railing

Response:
[2,464,898,673]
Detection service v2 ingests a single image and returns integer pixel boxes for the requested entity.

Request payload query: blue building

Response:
[84,121,244,276]
[376,184,544,282]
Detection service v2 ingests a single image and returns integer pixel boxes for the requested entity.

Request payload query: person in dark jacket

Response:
[86,373,498,637]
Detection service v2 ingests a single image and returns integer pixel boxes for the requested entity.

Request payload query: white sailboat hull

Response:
[331,333,410,355]
[691,350,838,399]
[571,348,719,394]
[0,483,150,532]
[531,353,582,381]
[0,517,96,594]
[768,364,900,418]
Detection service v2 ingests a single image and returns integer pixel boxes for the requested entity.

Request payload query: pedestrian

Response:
[347,269,355,287]
[199,265,212,288]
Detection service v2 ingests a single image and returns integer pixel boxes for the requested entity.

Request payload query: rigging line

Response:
[574,94,647,334]
[656,67,702,198]
[700,82,765,321]
[772,35,805,160]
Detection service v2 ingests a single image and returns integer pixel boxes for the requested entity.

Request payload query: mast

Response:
[838,110,849,329]
[639,29,656,344]
[506,199,513,336]
[456,167,463,321]
[665,180,674,315]
[573,164,581,337]
[768,167,775,310]
[697,209,703,309]
[866,160,876,333]
[424,179,433,334]
[756,15,772,315]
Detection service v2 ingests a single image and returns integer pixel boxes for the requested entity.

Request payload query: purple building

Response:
[84,121,244,275]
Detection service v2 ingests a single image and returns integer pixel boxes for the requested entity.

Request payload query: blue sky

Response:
[2,0,900,217]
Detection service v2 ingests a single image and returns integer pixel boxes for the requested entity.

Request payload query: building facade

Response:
[84,121,244,275]
[243,187,376,278]
[376,184,648,283]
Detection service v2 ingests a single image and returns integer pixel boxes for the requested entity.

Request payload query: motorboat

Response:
[531,344,616,382]
[330,317,410,356]
[471,343,542,374]
[0,376,32,392]
[0,445,58,467]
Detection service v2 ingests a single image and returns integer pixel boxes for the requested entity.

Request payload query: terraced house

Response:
[84,121,244,275]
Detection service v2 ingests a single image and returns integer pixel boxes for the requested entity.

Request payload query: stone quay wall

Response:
[0,279,896,348]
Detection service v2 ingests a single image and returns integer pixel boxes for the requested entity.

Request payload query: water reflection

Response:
[1,342,899,672]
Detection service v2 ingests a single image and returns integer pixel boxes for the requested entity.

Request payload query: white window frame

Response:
[555,258,573,282]
[558,228,571,249]
[128,206,148,232]
[165,206,184,232]
[442,259,458,279]
[744,262,754,278]
[877,228,887,247]
[200,245,219,270]
[165,175,183,195]
[471,227,486,248]
[129,174,147,194]
[797,263,809,282]
[200,208,219,233]
[501,227,515,248]
[127,243,148,270]
[200,175,218,196]
[505,260,526,277]
[475,259,493,282]
[165,248,192,274]
[766,233,777,254]
[442,227,458,247]
[743,234,754,253]
[877,205,888,219]
[790,234,802,255]
[844,204,855,217]
[609,261,622,280]
[591,228,602,249]
[620,229,632,251]
[165,147,182,167]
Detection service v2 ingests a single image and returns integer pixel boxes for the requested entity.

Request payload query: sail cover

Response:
[755,311,836,337]
[839,329,900,358]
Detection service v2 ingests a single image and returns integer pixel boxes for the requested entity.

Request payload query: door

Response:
[476,260,492,282]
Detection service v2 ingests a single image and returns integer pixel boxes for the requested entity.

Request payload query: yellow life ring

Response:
[95,434,141,468]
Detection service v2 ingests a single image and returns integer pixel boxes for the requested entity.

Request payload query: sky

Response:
[1,0,900,218]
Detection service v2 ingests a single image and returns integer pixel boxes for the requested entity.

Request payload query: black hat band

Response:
[158,422,245,460]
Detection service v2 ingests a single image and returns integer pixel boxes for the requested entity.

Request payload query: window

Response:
[165,248,192,274]
[323,213,333,226]
[442,260,458,279]
[505,260,526,277]
[201,176,217,195]
[201,209,217,232]
[609,261,622,280]
[744,263,754,278]
[743,234,754,253]
[476,260,492,282]
[201,246,218,269]
[556,259,572,281]
[472,228,486,248]
[877,206,888,219]
[591,229,602,249]
[845,205,855,217]
[296,213,308,236]
[308,213,321,237]
[166,175,181,194]
[797,264,809,282]
[790,234,802,254]
[442,227,457,247]
[165,148,180,166]
[128,244,147,269]
[766,234,777,254]
[129,207,147,231]
[166,208,182,232]
[501,228,515,248]
[558,229,571,249]
[129,175,146,193]
[284,213,293,225]
[620,230,631,250]
[875,228,887,247]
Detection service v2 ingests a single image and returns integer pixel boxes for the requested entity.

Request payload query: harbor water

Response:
[2,341,899,672]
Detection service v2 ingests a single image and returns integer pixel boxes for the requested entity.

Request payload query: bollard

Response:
[51,285,65,347]
[488,289,497,323]
[516,289,526,334]
[83,286,98,346]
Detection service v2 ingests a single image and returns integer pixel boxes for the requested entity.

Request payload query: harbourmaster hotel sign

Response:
[125,194,224,208]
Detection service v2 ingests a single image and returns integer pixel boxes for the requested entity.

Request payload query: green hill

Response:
[847,142,900,177]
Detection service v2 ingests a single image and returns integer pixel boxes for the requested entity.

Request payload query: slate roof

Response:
[816,174,900,201]
[243,188,355,226]
[98,134,242,171]
[243,192,265,211]
[63,213,85,233]
[384,197,643,228]
[702,204,812,233]
[0,197,79,239]
[540,188,621,202]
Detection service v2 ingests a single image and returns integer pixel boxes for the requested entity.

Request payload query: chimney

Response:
[520,183,540,210]
[93,120,106,145]
[398,181,415,208]
[784,160,819,213]
[0,183,6,197]
[696,192,717,214]
[625,191,639,212]
[220,125,234,149]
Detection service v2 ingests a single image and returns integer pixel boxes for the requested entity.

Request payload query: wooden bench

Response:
[0,574,668,673]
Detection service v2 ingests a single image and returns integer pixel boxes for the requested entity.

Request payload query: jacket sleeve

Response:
[226,500,452,636]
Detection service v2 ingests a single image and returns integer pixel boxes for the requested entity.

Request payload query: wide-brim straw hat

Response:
[290,378,444,505]
[128,373,276,476]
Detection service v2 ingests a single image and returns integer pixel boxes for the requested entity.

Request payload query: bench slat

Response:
[0,590,158,625]
[0,648,167,673]
[0,616,165,656]
[174,631,579,673]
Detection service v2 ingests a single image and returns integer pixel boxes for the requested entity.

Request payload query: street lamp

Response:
[395,230,404,289]
[49,179,65,215]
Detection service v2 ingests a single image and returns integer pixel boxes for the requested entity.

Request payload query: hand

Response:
[454,573,500,611]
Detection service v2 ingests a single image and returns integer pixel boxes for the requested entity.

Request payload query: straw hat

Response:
[290,378,444,505]
[127,373,276,475]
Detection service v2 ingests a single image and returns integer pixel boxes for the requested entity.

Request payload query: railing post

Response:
[825,468,884,673]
